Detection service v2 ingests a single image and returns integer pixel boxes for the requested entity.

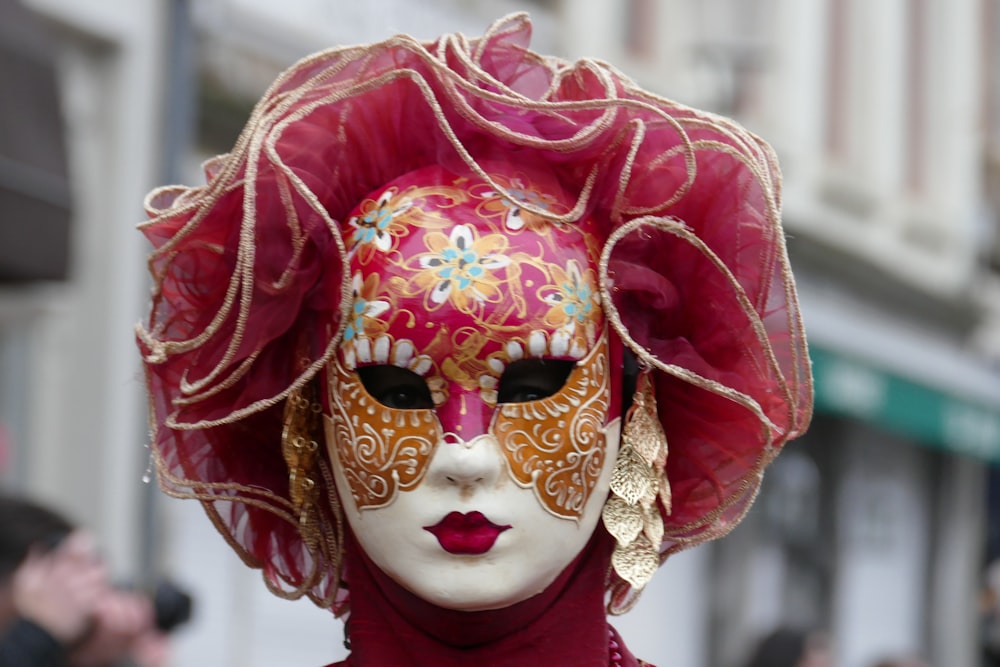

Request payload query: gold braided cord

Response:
[136,12,811,612]
[599,217,798,435]
[137,12,754,414]
[597,217,809,572]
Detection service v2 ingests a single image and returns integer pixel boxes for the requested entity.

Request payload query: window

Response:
[623,0,656,60]
[903,0,929,194]
[824,0,850,160]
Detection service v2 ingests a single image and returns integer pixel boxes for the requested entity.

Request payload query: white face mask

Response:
[326,336,620,610]
[324,167,621,609]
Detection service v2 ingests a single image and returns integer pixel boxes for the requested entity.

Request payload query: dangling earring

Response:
[282,377,324,551]
[602,368,671,591]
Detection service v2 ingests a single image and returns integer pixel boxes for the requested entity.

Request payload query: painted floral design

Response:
[347,183,473,263]
[544,259,598,324]
[473,178,563,232]
[412,224,512,312]
[341,272,390,369]
[346,188,412,255]
[541,259,600,356]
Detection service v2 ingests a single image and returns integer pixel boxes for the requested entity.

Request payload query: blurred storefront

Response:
[561,1,1000,666]
[711,327,997,667]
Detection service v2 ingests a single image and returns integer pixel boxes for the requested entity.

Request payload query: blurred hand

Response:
[799,653,833,667]
[797,634,833,667]
[129,628,171,667]
[68,588,155,667]
[12,531,106,643]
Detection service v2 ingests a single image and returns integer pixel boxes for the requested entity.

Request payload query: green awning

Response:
[811,346,1000,463]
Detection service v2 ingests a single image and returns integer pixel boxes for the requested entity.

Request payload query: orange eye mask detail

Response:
[326,333,611,519]
[491,335,611,519]
[326,164,620,519]
[325,357,440,508]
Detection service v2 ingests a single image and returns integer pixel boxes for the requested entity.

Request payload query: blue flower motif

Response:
[347,189,411,253]
[415,224,511,310]
[344,272,389,342]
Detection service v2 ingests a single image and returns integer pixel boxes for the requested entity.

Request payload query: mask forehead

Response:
[339,164,606,388]
[328,164,620,520]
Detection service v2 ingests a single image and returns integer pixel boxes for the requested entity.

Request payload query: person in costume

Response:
[136,13,812,666]
[0,494,171,667]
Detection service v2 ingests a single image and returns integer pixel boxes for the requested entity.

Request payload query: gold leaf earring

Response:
[282,378,324,551]
[603,368,671,590]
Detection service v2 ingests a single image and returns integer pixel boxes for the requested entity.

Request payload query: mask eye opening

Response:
[496,358,576,404]
[621,347,639,416]
[356,365,435,410]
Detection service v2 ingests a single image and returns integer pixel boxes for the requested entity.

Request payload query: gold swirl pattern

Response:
[327,332,610,518]
[326,356,439,509]
[493,335,610,519]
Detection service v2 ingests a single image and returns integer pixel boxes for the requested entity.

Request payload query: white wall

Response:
[163,501,349,667]
[614,548,711,667]
[16,0,167,577]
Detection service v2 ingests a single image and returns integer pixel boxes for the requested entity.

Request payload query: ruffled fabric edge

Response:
[135,12,812,614]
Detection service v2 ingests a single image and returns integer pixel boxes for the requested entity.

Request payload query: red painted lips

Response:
[424,511,511,555]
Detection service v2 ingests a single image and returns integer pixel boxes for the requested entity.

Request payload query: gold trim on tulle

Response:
[136,11,812,613]
[598,213,810,613]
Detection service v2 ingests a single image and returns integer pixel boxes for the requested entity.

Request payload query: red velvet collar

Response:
[333,528,641,667]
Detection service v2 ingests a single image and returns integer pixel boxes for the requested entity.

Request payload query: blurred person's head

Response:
[0,494,184,667]
[986,558,1000,607]
[0,494,74,574]
[0,494,74,630]
[745,626,831,667]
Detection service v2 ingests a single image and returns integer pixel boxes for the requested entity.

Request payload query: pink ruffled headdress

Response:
[137,13,812,614]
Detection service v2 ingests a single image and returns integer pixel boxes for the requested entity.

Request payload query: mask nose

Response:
[434,387,494,442]
[426,433,504,493]
[427,388,502,494]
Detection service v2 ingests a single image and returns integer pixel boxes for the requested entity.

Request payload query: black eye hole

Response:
[497,359,576,404]
[356,365,434,410]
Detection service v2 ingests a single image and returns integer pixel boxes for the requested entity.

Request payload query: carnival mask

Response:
[324,165,623,610]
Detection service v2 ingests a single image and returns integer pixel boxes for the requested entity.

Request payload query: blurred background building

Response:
[1,0,998,666]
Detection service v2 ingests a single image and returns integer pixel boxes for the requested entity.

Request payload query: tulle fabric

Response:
[136,13,811,613]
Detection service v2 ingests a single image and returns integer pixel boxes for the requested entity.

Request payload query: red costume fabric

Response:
[326,529,644,667]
